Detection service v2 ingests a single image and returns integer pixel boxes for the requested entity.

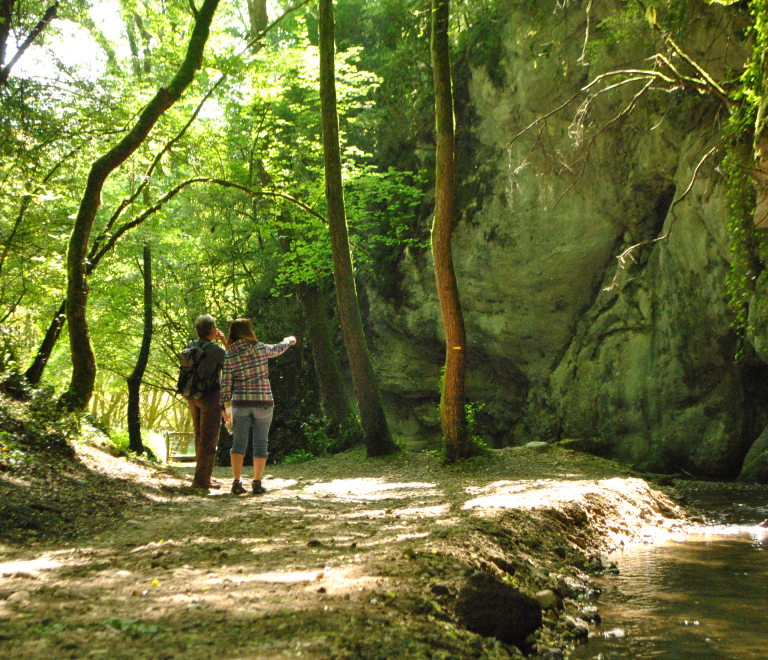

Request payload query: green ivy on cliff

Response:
[723,0,768,335]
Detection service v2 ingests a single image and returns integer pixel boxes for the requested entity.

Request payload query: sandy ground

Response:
[0,438,692,659]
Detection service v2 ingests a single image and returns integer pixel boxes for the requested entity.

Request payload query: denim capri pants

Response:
[231,405,274,458]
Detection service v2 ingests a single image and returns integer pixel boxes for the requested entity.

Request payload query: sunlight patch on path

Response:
[0,556,62,577]
[303,478,439,501]
[463,477,653,510]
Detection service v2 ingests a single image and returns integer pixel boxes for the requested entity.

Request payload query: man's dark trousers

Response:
[187,387,221,488]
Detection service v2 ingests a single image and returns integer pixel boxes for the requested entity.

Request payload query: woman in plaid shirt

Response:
[220,318,296,495]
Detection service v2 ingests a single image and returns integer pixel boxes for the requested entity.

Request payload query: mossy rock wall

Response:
[362,2,768,478]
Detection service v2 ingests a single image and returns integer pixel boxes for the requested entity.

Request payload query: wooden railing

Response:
[165,431,196,463]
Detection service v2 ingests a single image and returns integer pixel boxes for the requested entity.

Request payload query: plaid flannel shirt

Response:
[220,338,292,406]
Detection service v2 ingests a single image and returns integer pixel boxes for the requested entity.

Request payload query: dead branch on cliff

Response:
[602,141,723,291]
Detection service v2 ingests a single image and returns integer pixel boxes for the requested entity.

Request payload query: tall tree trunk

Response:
[431,0,469,462]
[298,281,355,431]
[59,0,219,411]
[247,0,268,47]
[127,245,152,455]
[317,0,397,457]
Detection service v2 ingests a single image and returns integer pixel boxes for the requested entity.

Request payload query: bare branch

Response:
[636,0,734,108]
[577,0,593,66]
[603,141,723,291]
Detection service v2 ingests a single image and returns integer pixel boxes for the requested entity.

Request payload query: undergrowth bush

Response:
[106,428,160,463]
[0,385,78,472]
[274,414,363,464]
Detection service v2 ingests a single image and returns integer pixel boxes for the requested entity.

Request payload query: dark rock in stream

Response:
[456,571,542,650]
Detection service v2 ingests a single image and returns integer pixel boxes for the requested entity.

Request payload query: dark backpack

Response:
[175,340,216,399]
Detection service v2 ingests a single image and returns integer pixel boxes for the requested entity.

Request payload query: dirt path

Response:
[0,439,691,659]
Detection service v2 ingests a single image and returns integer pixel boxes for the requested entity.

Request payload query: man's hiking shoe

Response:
[252,480,266,495]
[231,480,247,495]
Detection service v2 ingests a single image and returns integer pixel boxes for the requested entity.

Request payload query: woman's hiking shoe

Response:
[252,480,266,495]
[231,480,247,495]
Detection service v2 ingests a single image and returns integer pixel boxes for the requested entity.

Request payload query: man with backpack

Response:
[177,314,227,490]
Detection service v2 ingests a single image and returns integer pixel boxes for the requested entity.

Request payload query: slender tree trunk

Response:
[127,245,152,455]
[753,43,768,227]
[24,300,66,385]
[318,0,397,457]
[60,0,219,411]
[298,281,355,431]
[0,1,58,86]
[0,0,14,70]
[431,0,469,462]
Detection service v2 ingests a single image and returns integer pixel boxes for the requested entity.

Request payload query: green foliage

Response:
[724,147,762,333]
[465,401,490,455]
[106,427,159,462]
[281,449,315,465]
[741,0,768,114]
[432,399,489,462]
[722,0,768,338]
[301,413,363,456]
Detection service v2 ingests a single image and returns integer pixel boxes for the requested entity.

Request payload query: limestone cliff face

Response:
[363,2,768,479]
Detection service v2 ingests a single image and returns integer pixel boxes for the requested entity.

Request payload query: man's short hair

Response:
[195,314,216,339]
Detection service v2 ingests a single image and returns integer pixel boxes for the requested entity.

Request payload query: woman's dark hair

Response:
[227,318,258,345]
[195,314,216,339]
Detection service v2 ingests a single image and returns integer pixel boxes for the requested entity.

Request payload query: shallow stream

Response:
[571,485,768,660]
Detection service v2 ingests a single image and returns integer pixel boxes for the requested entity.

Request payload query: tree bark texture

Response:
[247,0,268,46]
[298,281,354,431]
[127,245,152,455]
[318,0,397,457]
[60,0,219,411]
[431,0,469,462]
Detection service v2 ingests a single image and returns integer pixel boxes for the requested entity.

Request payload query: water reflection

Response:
[572,529,768,660]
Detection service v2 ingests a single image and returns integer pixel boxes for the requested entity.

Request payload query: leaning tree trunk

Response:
[298,281,355,432]
[318,0,397,457]
[431,0,469,462]
[24,300,66,385]
[60,0,219,411]
[127,245,152,455]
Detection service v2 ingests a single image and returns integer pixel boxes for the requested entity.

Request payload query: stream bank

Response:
[0,433,696,659]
